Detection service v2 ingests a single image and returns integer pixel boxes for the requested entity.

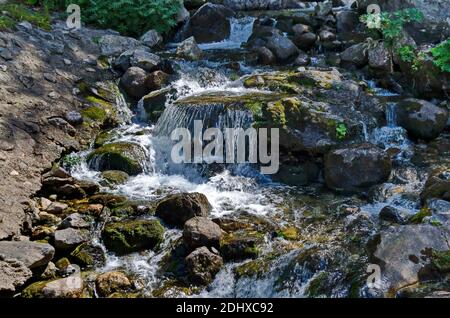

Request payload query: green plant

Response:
[361,8,424,45]
[336,123,347,140]
[431,39,450,73]
[67,0,181,36]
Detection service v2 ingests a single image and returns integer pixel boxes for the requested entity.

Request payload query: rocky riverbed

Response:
[0,0,449,298]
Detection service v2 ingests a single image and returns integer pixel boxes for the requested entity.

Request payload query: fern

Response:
[431,39,450,73]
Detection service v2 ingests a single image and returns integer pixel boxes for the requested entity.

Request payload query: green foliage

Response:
[431,39,450,73]
[66,0,181,36]
[336,123,347,140]
[0,2,52,30]
[361,8,424,45]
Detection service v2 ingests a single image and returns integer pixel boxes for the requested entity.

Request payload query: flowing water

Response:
[67,16,428,298]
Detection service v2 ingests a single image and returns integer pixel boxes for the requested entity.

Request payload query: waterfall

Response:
[197,17,256,50]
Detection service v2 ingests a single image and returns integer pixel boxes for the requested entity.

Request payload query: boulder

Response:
[87,142,146,176]
[265,34,299,61]
[155,192,212,227]
[368,41,393,73]
[21,272,84,298]
[183,217,222,250]
[0,241,54,269]
[53,228,89,251]
[373,225,450,293]
[176,36,203,61]
[70,242,106,268]
[120,66,152,99]
[293,32,317,51]
[183,3,235,43]
[58,213,90,230]
[95,271,132,297]
[324,143,392,193]
[395,99,449,140]
[140,30,163,48]
[340,42,369,68]
[421,169,450,202]
[99,35,142,57]
[0,256,32,294]
[102,219,164,255]
[185,246,223,285]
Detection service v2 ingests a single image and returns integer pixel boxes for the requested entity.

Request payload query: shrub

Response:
[361,8,424,45]
[431,39,450,73]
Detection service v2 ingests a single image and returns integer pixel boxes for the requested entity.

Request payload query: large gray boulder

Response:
[182,3,235,43]
[0,241,55,269]
[373,225,450,293]
[325,143,392,193]
[395,99,449,140]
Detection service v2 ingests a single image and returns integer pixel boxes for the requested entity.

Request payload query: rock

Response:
[176,36,203,61]
[70,242,106,268]
[87,142,146,176]
[219,230,263,261]
[379,206,409,224]
[22,272,84,298]
[58,213,91,229]
[185,247,223,285]
[120,67,151,99]
[95,271,132,297]
[145,70,169,91]
[315,1,333,16]
[183,3,235,43]
[129,50,161,72]
[99,35,142,57]
[45,201,68,214]
[0,241,55,269]
[421,169,450,202]
[340,42,369,68]
[319,30,336,42]
[0,256,32,294]
[373,225,450,292]
[140,30,163,48]
[293,32,317,51]
[336,11,359,33]
[265,34,299,61]
[368,41,393,73]
[255,46,276,65]
[65,111,83,125]
[155,193,212,227]
[324,144,392,193]
[292,24,311,36]
[294,51,311,66]
[100,170,130,186]
[53,228,89,251]
[395,99,449,140]
[183,217,223,250]
[102,219,164,255]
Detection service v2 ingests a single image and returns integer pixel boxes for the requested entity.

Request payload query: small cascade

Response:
[197,17,256,50]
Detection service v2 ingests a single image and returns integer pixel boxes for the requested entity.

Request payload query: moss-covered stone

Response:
[100,170,130,186]
[102,219,164,255]
[87,142,145,176]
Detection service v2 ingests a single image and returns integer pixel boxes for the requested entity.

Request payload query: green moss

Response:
[102,219,164,255]
[305,271,329,297]
[81,106,107,122]
[431,250,450,272]
[409,207,432,224]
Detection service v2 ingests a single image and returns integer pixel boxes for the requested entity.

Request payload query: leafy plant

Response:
[336,123,347,140]
[361,8,424,45]
[431,39,450,73]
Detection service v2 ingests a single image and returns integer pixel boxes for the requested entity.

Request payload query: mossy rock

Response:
[219,230,264,261]
[100,170,130,186]
[102,219,164,255]
[87,142,146,176]
[70,243,106,268]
